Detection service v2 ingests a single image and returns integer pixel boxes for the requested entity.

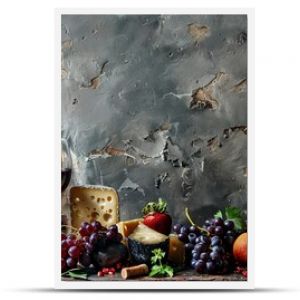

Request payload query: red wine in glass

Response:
[61,138,72,192]
[61,168,71,192]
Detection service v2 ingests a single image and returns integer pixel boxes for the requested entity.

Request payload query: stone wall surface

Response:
[61,14,247,224]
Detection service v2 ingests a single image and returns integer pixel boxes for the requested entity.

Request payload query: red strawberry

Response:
[142,198,172,235]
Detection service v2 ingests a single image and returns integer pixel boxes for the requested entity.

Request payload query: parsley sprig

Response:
[149,248,174,278]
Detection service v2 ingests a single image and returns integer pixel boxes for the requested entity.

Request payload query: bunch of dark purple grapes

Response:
[61,221,123,272]
[173,217,237,274]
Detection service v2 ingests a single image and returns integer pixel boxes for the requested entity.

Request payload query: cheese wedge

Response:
[117,218,144,238]
[128,224,169,265]
[69,185,119,229]
[117,220,185,266]
[129,223,169,245]
[168,234,185,266]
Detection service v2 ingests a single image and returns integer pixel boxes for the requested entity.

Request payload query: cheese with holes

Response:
[168,234,185,266]
[117,218,143,238]
[69,185,119,229]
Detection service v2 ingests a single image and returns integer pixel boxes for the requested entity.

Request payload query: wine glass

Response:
[61,138,72,192]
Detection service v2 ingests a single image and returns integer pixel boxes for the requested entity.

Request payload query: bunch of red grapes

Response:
[61,221,123,272]
[173,217,237,274]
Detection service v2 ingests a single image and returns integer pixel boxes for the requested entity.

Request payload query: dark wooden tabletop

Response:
[63,269,246,281]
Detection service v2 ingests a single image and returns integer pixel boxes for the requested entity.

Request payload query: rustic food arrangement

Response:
[61,186,247,281]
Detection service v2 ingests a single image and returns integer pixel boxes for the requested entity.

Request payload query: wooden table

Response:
[62,269,246,281]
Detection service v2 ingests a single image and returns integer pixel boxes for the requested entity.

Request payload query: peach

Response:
[233,232,247,264]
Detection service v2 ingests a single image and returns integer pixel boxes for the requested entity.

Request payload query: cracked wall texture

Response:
[61,14,247,224]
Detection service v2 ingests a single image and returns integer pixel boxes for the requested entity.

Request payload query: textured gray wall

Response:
[61,15,247,224]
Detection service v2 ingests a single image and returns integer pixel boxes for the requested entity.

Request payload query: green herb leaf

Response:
[149,248,174,278]
[61,268,89,280]
[213,206,246,231]
[224,206,245,231]
[68,272,88,280]
[151,248,165,264]
[214,210,223,219]
[162,265,174,278]
[149,265,163,277]
[149,265,174,277]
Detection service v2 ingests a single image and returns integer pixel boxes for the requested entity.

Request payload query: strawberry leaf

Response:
[142,201,156,215]
[142,198,168,215]
[156,198,167,213]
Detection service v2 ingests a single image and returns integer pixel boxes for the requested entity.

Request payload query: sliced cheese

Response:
[117,218,143,238]
[168,234,185,266]
[69,185,119,229]
[129,223,168,245]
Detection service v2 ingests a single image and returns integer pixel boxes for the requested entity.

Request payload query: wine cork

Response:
[121,264,149,279]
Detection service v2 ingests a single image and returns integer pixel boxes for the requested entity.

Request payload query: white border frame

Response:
[55,8,254,290]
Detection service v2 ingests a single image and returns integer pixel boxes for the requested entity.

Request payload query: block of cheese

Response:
[117,218,144,238]
[168,234,185,266]
[69,185,119,229]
